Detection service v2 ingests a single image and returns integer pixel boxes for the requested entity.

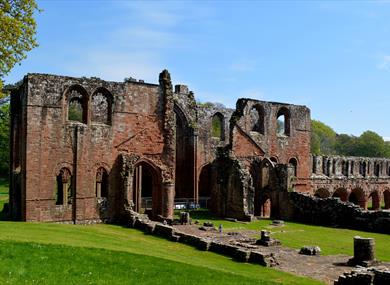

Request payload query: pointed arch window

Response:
[211,113,225,141]
[250,104,265,134]
[96,167,109,198]
[276,107,290,136]
[55,168,72,205]
[92,88,113,125]
[66,85,89,123]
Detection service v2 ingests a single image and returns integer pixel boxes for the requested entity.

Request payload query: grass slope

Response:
[189,210,390,261]
[0,222,323,285]
[0,240,277,285]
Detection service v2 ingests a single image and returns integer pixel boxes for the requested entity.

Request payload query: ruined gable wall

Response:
[20,74,167,222]
[230,99,311,192]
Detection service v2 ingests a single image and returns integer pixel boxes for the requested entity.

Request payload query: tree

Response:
[311,120,337,155]
[354,131,385,158]
[335,134,357,156]
[0,0,39,96]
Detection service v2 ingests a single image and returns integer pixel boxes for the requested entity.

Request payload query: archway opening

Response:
[133,162,159,215]
[332,188,348,202]
[96,167,109,198]
[349,188,366,209]
[198,164,212,209]
[175,106,195,199]
[368,191,380,210]
[314,188,331,198]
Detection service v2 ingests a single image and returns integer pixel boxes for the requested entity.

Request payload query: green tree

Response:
[335,134,357,156]
[311,120,337,155]
[354,131,385,158]
[0,104,9,176]
[0,0,39,96]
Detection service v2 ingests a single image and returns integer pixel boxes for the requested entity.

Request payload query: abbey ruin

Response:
[6,70,390,231]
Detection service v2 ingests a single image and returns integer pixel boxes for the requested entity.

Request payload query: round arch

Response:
[314,188,331,198]
[332,188,348,202]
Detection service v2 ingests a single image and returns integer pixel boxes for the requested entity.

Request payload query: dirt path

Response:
[174,224,389,285]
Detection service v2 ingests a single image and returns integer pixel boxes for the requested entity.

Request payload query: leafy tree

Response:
[0,0,39,97]
[354,131,385,158]
[335,134,357,156]
[311,120,337,155]
[0,104,9,177]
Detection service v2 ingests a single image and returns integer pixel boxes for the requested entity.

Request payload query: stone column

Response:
[348,236,376,266]
[162,182,175,219]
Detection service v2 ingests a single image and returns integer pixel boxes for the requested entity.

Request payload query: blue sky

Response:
[5,0,390,139]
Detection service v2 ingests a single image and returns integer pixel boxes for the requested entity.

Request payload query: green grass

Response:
[0,177,9,214]
[189,210,390,261]
[0,222,323,285]
[0,240,278,285]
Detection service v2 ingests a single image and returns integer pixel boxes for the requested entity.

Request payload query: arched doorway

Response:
[332,188,348,202]
[314,188,331,198]
[349,188,366,209]
[255,159,274,218]
[174,105,195,199]
[198,164,212,209]
[368,191,380,210]
[132,161,161,216]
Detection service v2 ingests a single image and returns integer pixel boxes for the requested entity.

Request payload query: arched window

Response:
[288,158,298,177]
[92,88,113,125]
[276,107,290,136]
[211,113,224,140]
[55,168,72,205]
[66,85,88,123]
[96,167,109,198]
[250,104,264,134]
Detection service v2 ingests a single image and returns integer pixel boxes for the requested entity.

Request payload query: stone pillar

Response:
[348,236,376,266]
[162,182,174,219]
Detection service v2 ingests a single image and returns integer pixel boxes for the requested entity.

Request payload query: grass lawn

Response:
[0,222,323,285]
[189,210,390,261]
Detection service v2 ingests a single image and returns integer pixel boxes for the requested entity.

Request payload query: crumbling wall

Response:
[280,192,390,234]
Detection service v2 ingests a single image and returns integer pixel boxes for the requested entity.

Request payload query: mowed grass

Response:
[189,210,390,261]
[0,240,279,285]
[0,222,323,285]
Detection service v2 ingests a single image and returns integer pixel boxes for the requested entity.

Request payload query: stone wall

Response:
[279,192,390,234]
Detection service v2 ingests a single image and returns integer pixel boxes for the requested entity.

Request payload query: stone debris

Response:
[299,246,321,256]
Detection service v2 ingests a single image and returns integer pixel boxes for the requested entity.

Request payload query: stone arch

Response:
[384,189,390,209]
[198,164,213,208]
[349,188,366,209]
[64,85,89,124]
[96,167,109,198]
[332,188,348,202]
[174,104,195,199]
[374,162,381,177]
[314,188,331,198]
[132,160,162,216]
[269,157,278,164]
[250,104,265,134]
[91,87,113,125]
[288,157,298,177]
[55,167,72,205]
[276,107,290,136]
[368,190,380,210]
[211,112,225,140]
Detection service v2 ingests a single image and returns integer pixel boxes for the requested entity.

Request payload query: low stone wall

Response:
[126,210,277,267]
[280,192,390,234]
[334,267,390,285]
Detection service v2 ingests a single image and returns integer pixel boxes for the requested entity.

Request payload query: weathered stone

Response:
[299,246,321,256]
